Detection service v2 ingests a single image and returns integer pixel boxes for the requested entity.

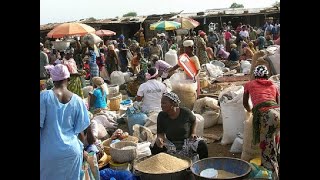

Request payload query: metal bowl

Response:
[191,157,251,180]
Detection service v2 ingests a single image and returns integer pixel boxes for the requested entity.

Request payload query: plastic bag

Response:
[248,163,272,179]
[100,168,137,180]
[80,152,101,180]
[136,142,152,159]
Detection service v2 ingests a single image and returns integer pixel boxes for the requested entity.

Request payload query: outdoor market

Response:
[40,4,280,180]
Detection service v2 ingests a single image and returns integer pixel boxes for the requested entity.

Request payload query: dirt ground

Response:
[112,76,249,160]
[204,125,241,158]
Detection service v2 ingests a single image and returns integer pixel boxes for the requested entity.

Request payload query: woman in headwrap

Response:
[196,31,209,65]
[240,42,254,60]
[243,65,280,176]
[130,52,142,75]
[151,92,208,160]
[86,44,100,84]
[62,50,85,98]
[149,37,163,60]
[89,77,108,114]
[105,44,119,75]
[222,43,240,69]
[248,41,257,54]
[136,67,167,113]
[118,34,129,72]
[41,64,90,180]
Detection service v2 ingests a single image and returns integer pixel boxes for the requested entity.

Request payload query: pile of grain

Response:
[217,170,238,178]
[134,153,190,174]
[120,146,136,150]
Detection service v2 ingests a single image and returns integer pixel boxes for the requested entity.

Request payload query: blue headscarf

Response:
[119,34,125,40]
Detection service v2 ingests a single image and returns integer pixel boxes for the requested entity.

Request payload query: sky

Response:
[40,0,279,25]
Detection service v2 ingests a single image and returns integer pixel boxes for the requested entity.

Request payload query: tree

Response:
[273,1,280,7]
[230,3,244,8]
[123,12,137,17]
[87,17,96,21]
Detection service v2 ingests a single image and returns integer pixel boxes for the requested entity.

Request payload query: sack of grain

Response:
[82,86,93,98]
[110,71,125,85]
[173,90,197,110]
[230,137,243,153]
[193,97,221,128]
[241,113,261,161]
[133,124,155,143]
[122,72,133,83]
[202,109,221,129]
[219,86,246,145]
[194,113,205,136]
[144,111,159,134]
[82,33,103,45]
[170,73,197,92]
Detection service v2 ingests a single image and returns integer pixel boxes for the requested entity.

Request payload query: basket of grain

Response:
[109,141,137,163]
[102,136,138,155]
[133,153,192,180]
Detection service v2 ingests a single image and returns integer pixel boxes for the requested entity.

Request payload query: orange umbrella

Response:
[174,17,200,29]
[95,30,116,37]
[47,22,96,38]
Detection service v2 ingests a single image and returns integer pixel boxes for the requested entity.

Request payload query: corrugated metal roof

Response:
[41,7,279,30]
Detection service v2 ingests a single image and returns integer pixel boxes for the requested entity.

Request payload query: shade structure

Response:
[95,29,116,37]
[174,17,200,29]
[47,22,96,38]
[150,21,181,31]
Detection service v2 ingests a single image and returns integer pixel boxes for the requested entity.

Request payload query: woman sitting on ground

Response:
[89,77,108,114]
[136,67,167,113]
[240,42,254,60]
[151,92,208,160]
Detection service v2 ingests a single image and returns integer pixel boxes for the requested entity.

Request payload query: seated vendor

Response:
[89,77,108,113]
[136,67,167,113]
[151,92,208,159]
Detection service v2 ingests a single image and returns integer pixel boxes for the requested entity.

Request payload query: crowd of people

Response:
[40,17,280,179]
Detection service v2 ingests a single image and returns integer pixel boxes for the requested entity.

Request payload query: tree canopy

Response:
[230,3,244,8]
[123,12,137,17]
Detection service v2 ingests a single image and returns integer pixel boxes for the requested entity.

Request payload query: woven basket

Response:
[102,136,138,155]
[109,141,137,163]
[109,93,122,111]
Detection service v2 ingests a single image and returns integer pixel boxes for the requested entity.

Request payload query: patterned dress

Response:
[196,37,209,65]
[63,58,84,99]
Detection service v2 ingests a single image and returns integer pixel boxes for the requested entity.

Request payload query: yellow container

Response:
[108,93,122,111]
[250,157,261,166]
[109,160,131,171]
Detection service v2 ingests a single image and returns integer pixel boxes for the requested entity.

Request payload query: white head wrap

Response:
[183,40,194,47]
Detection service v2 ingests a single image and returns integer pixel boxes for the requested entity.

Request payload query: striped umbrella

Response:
[150,21,181,31]
[174,17,200,29]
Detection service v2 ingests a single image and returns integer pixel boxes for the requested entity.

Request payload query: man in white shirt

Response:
[239,25,249,42]
[136,67,167,113]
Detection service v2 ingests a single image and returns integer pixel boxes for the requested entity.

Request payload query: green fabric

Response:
[68,76,84,99]
[252,100,278,145]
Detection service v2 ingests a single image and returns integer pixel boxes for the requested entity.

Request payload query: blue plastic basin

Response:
[191,157,251,180]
